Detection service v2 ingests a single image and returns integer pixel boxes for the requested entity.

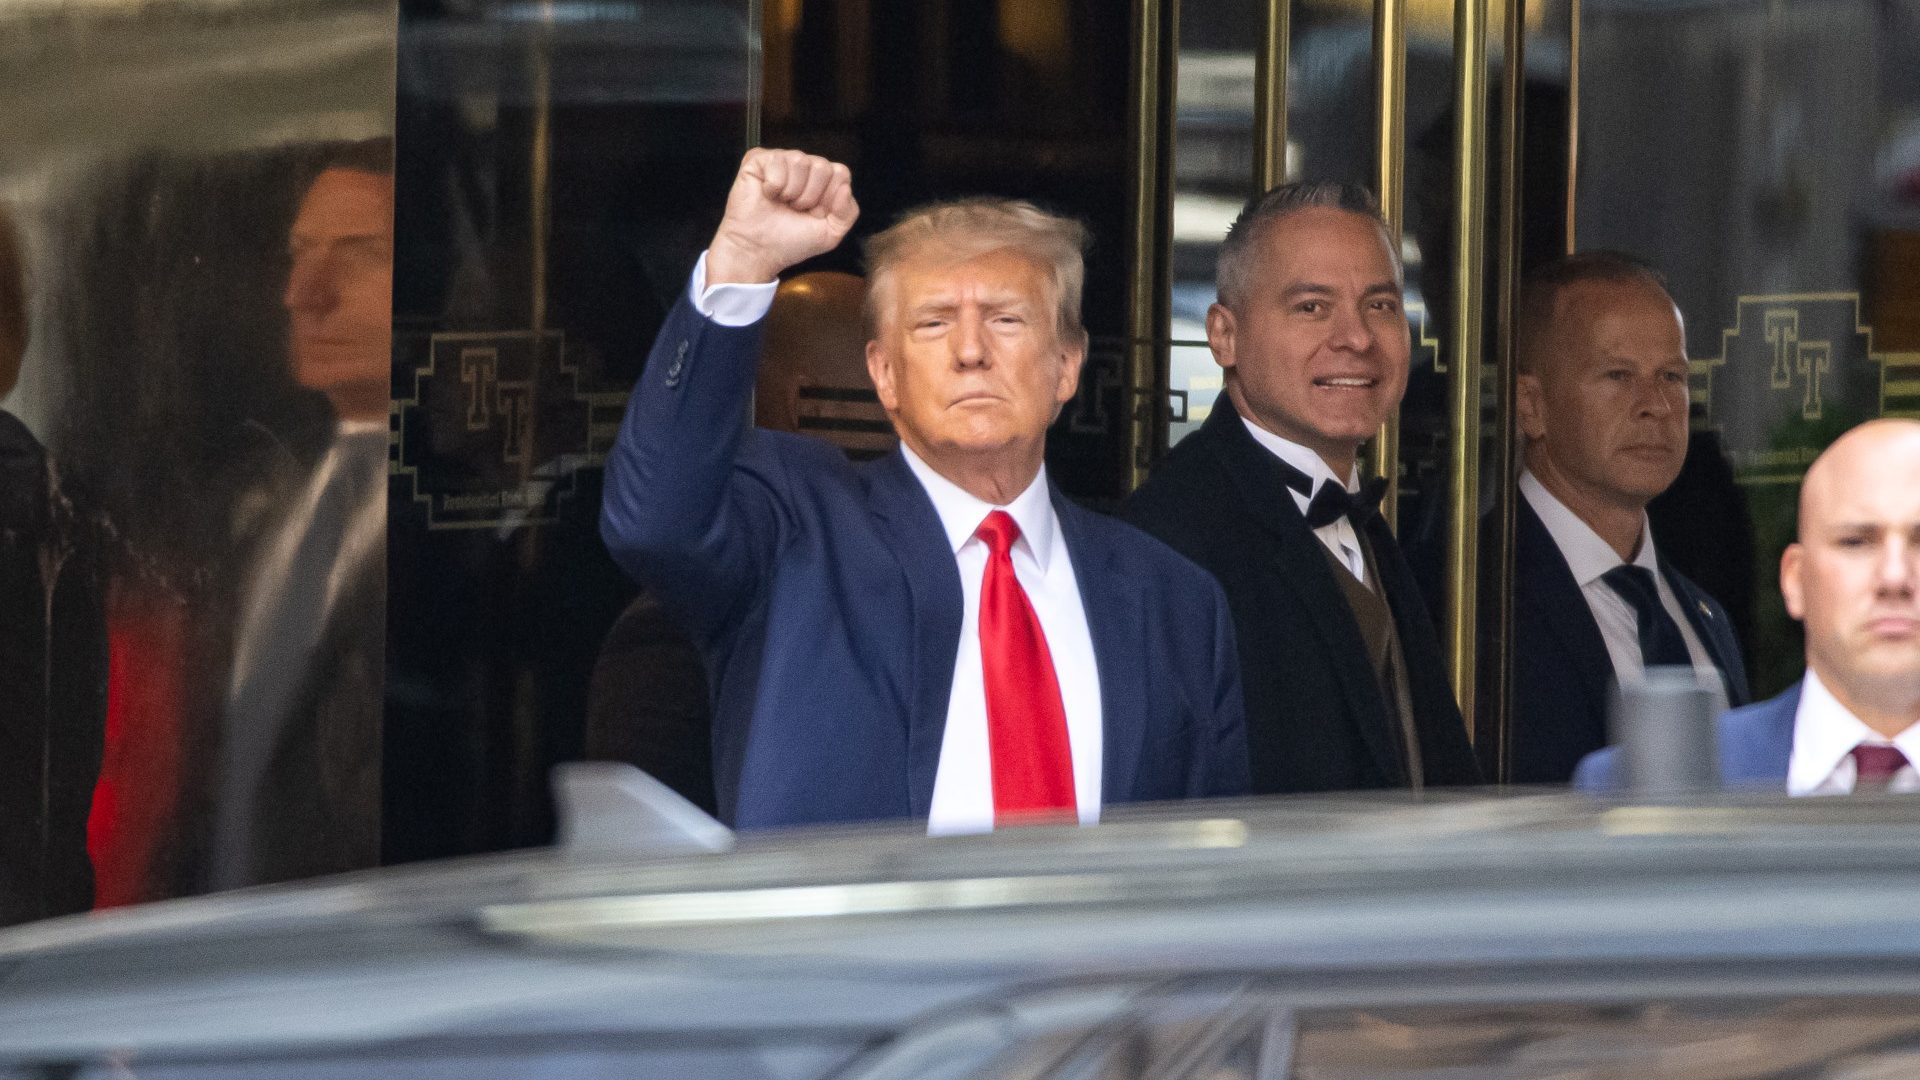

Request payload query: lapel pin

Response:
[1698,600,1712,619]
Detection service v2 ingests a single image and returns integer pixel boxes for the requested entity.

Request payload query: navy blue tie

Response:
[1601,564,1692,669]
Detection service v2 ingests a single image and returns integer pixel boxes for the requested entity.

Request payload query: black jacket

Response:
[1122,399,1480,793]
[1508,494,1749,783]
[0,410,107,926]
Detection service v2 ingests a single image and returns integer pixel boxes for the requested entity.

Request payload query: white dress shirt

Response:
[1786,670,1920,795]
[905,448,1104,835]
[1239,418,1369,585]
[689,250,779,325]
[1519,471,1719,696]
[687,255,1104,834]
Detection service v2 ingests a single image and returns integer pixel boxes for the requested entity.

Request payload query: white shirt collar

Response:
[1238,418,1357,498]
[899,444,1056,570]
[1789,668,1920,792]
[1518,470,1659,586]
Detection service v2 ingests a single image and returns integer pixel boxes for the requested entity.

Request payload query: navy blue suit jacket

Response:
[601,294,1250,829]
[1572,681,1798,791]
[1511,496,1750,783]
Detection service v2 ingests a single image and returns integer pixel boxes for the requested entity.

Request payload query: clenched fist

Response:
[705,148,859,287]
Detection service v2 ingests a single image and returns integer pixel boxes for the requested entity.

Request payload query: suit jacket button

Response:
[664,340,688,387]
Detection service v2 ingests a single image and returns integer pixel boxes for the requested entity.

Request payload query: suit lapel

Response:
[863,450,964,816]
[1514,497,1615,706]
[1055,493,1149,802]
[1661,558,1747,707]
[1200,402,1407,783]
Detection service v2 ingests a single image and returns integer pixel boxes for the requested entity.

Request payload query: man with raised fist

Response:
[601,149,1247,831]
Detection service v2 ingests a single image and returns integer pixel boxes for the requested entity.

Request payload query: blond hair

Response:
[862,198,1089,347]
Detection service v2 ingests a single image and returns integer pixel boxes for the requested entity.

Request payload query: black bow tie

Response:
[1271,457,1385,528]
[1305,477,1387,528]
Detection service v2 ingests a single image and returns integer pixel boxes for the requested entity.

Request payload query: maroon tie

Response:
[1851,744,1909,791]
[975,510,1076,824]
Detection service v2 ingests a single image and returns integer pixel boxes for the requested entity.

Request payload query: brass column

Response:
[1565,0,1580,251]
[510,0,558,840]
[1254,0,1289,189]
[1124,0,1177,491]
[1444,0,1493,731]
[1372,0,1408,528]
[1487,0,1527,778]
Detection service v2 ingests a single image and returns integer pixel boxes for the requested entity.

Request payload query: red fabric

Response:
[90,595,189,908]
[974,510,1075,824]
[1851,743,1909,788]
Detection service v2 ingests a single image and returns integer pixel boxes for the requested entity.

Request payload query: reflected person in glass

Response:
[210,140,392,890]
[0,204,108,927]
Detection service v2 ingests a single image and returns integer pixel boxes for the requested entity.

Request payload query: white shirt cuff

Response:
[689,250,777,327]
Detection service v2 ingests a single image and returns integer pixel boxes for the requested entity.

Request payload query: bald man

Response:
[1507,253,1748,783]
[1577,419,1920,793]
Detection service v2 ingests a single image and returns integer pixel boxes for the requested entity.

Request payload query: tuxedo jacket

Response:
[1510,496,1750,783]
[600,294,1250,829]
[1121,399,1480,794]
[1573,681,1798,791]
[0,410,107,926]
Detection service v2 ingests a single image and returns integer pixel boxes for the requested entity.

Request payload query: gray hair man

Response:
[1124,181,1479,795]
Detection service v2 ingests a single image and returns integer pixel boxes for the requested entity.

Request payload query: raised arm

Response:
[600,150,859,623]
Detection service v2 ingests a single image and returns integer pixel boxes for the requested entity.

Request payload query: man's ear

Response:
[1205,302,1237,372]
[1780,542,1806,621]
[866,339,898,412]
[1053,333,1086,406]
[1516,372,1546,441]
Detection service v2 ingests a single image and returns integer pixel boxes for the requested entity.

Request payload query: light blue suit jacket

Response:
[1572,682,1801,792]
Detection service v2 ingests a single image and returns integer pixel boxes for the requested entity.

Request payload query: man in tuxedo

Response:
[1578,420,1920,793]
[210,143,391,887]
[1122,182,1479,794]
[601,149,1247,831]
[1506,253,1748,782]
[0,205,108,925]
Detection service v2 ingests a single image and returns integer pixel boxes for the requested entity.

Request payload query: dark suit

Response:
[0,410,107,926]
[600,293,1249,829]
[1573,682,1798,791]
[1511,495,1750,783]
[1121,398,1479,794]
[212,430,384,888]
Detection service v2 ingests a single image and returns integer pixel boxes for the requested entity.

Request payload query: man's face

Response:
[1518,279,1690,511]
[865,246,1082,474]
[1209,207,1409,470]
[284,168,394,418]
[1782,426,1920,708]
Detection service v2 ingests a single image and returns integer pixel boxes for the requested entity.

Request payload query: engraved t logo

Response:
[1763,308,1829,420]
[461,347,498,430]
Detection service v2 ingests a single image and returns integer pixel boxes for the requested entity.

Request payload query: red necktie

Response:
[1851,744,1909,791]
[975,510,1076,824]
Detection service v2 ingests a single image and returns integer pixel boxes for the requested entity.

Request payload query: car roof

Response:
[5,791,1920,1060]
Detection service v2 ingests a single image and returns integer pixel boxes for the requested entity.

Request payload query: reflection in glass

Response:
[1579,0,1920,696]
[0,0,396,911]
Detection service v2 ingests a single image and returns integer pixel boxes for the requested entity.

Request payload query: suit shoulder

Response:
[1069,501,1225,593]
[1718,688,1796,734]
[1119,432,1233,542]
[734,428,860,486]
